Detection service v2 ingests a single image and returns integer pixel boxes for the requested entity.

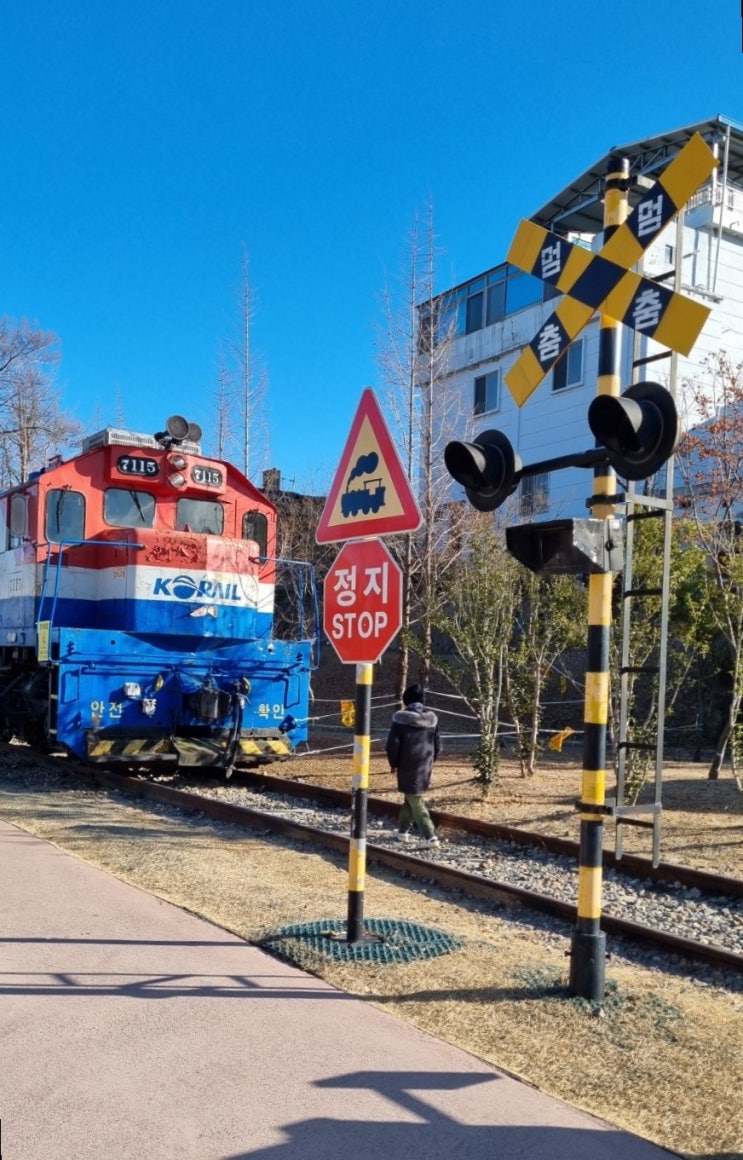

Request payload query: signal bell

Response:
[506,518,624,575]
[588,381,678,481]
[444,429,522,512]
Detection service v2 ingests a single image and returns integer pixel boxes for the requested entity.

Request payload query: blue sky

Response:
[2,1,742,491]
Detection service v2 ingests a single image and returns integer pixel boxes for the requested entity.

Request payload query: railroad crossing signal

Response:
[505,132,718,406]
[316,388,422,543]
[444,429,522,512]
[588,380,679,480]
[446,380,679,510]
[323,537,403,665]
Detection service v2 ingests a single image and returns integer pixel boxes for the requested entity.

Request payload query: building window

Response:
[435,296,458,343]
[486,271,506,325]
[505,268,543,314]
[418,309,433,353]
[474,371,500,415]
[520,473,549,517]
[418,297,457,351]
[46,489,86,543]
[664,244,674,264]
[465,279,485,334]
[431,261,568,341]
[552,338,584,391]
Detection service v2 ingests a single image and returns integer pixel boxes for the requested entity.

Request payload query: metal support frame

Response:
[614,210,683,868]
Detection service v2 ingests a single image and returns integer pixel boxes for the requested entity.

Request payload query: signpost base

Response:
[328,927,384,947]
[569,931,606,1001]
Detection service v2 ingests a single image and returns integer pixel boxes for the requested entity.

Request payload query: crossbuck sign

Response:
[504,132,718,407]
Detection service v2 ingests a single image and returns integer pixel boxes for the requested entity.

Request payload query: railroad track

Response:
[245,769,743,900]
[63,762,743,978]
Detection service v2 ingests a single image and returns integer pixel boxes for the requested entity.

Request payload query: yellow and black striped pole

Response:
[569,153,629,1000]
[346,662,372,942]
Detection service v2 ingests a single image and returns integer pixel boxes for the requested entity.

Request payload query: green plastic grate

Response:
[258,917,464,965]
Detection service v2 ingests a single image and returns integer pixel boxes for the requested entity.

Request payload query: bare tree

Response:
[377,204,462,694]
[213,250,269,480]
[0,317,78,486]
[676,350,743,787]
[264,475,335,664]
[429,511,520,791]
[608,516,713,799]
[212,353,231,461]
[504,570,586,777]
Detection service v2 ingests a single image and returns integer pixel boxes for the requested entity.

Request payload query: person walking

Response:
[386,683,441,844]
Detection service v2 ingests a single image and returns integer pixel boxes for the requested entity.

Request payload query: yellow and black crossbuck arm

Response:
[504,132,718,407]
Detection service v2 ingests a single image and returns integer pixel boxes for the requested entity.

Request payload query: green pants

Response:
[398,794,435,839]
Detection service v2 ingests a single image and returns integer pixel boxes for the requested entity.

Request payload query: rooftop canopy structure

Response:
[530,114,743,235]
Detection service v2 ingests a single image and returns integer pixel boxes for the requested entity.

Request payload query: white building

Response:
[435,115,743,519]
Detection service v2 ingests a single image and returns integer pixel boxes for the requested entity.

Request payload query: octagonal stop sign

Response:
[323,538,402,664]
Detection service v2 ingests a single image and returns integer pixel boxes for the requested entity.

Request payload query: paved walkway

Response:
[0,819,677,1159]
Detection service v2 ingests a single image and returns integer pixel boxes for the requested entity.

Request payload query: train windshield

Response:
[176,498,224,535]
[46,489,86,543]
[104,488,156,528]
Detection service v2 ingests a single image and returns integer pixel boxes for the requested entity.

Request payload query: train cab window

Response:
[104,488,156,528]
[242,510,268,557]
[9,494,28,548]
[176,498,224,535]
[46,489,86,544]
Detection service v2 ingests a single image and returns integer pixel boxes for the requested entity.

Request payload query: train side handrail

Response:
[36,537,145,640]
[252,555,321,669]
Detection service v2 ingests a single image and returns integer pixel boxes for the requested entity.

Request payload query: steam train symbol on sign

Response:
[340,452,386,517]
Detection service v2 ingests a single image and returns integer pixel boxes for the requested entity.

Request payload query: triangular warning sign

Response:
[316,388,422,544]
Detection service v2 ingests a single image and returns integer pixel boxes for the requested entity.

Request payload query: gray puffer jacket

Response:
[386,704,441,795]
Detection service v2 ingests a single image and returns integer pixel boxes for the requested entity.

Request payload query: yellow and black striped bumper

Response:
[85,732,293,767]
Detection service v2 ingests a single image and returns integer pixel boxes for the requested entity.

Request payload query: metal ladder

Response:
[613,214,684,867]
[614,457,673,867]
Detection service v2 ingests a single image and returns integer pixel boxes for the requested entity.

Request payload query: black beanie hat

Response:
[403,684,424,705]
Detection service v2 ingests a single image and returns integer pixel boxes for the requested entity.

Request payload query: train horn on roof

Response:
[154,416,204,446]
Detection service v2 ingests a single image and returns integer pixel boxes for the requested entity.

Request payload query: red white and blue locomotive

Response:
[0,416,316,773]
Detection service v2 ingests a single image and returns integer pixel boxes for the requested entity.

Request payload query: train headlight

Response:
[169,472,186,488]
[153,673,165,691]
[141,698,157,717]
[123,682,142,698]
[169,454,187,470]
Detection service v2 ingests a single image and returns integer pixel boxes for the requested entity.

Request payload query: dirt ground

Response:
[0,747,741,1159]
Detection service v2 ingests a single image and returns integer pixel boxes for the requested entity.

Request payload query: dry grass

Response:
[0,752,741,1159]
